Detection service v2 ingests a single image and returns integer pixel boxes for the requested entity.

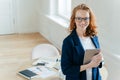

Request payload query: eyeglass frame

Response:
[75,17,90,22]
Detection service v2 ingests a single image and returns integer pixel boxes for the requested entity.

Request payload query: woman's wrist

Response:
[80,63,92,72]
[86,63,93,69]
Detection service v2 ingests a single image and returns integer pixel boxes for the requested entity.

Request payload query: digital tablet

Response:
[83,49,100,64]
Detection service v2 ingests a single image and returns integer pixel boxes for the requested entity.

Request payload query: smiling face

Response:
[75,10,90,32]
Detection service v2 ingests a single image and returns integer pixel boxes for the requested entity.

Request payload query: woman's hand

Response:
[80,52,102,72]
[88,52,102,68]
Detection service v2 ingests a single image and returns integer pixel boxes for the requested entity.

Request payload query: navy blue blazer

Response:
[61,29,102,80]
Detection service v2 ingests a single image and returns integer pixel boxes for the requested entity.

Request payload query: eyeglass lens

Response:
[75,17,89,22]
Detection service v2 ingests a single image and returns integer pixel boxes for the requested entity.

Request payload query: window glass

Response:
[58,0,71,19]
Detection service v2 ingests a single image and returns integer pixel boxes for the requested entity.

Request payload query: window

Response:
[49,0,71,27]
[58,0,71,19]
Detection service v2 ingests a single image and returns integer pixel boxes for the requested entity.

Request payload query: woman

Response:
[61,3,103,80]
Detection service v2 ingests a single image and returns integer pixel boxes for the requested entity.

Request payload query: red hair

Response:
[69,3,97,36]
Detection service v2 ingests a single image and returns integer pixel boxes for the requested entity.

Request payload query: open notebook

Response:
[18,66,56,79]
[18,69,38,79]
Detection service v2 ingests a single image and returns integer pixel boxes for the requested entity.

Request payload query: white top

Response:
[79,37,95,80]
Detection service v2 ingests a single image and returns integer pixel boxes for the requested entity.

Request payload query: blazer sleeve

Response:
[61,39,80,76]
[99,61,104,68]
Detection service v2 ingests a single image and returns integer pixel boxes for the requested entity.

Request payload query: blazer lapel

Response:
[91,36,100,48]
[70,30,100,55]
[71,29,85,55]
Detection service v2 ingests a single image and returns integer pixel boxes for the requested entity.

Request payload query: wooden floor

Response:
[0,33,108,80]
[0,33,50,80]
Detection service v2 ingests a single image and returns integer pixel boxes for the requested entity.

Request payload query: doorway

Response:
[0,0,15,35]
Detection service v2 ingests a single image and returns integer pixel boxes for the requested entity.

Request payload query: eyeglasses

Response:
[75,17,90,22]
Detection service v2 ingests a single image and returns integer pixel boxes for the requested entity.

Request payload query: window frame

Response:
[58,0,71,20]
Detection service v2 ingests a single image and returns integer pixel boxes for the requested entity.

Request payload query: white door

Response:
[0,0,14,35]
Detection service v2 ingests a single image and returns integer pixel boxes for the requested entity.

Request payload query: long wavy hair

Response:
[69,3,97,37]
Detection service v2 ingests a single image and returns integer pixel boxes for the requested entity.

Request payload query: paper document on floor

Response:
[27,66,57,78]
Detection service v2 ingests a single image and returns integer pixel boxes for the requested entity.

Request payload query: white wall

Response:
[35,0,68,49]
[35,0,120,80]
[15,0,38,33]
[85,1,120,80]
